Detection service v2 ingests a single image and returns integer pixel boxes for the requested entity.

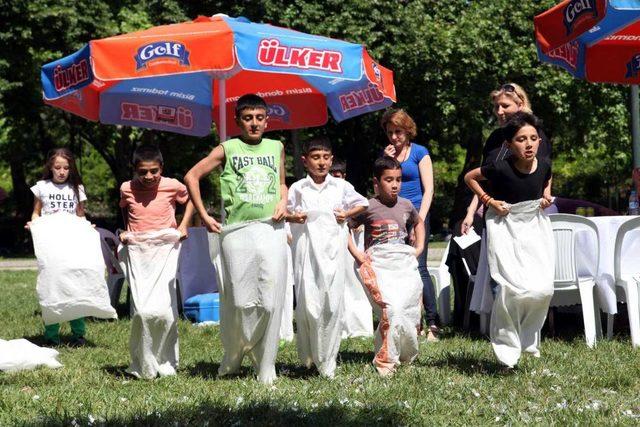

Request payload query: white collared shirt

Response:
[287,174,368,213]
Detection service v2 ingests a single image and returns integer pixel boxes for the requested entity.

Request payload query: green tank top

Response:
[220,137,282,225]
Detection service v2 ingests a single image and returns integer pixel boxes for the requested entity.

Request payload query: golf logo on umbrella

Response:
[563,0,599,35]
[134,41,191,70]
[267,104,291,124]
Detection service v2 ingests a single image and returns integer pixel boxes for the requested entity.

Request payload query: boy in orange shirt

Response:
[119,144,193,379]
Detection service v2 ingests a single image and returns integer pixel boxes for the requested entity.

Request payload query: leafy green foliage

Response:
[0,0,636,234]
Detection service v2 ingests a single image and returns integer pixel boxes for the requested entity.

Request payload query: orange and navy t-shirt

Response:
[350,197,420,249]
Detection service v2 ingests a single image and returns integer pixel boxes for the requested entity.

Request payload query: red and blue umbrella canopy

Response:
[41,15,396,138]
[535,0,640,83]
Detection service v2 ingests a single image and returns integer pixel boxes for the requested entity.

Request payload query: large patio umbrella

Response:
[535,0,640,167]
[41,14,396,141]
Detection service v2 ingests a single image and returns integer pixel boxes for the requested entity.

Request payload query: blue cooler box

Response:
[184,293,220,323]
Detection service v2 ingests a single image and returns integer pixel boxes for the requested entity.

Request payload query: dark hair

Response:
[132,144,164,167]
[42,148,83,201]
[374,156,401,180]
[502,112,542,142]
[303,137,332,155]
[330,159,347,175]
[235,94,268,117]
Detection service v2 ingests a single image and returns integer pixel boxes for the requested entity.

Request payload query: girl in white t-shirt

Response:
[27,148,88,346]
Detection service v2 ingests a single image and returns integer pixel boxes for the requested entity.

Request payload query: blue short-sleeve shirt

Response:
[399,143,430,210]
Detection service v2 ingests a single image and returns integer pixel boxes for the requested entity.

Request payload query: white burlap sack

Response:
[290,210,348,378]
[358,243,422,376]
[343,228,373,338]
[279,241,295,342]
[486,199,554,367]
[30,213,117,325]
[0,339,62,372]
[118,229,181,379]
[217,219,287,384]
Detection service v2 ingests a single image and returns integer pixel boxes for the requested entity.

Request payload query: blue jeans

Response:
[417,215,438,326]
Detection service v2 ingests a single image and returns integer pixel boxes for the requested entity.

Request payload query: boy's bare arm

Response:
[177,200,195,239]
[412,220,425,257]
[464,167,509,216]
[184,145,225,233]
[272,144,287,222]
[348,232,367,266]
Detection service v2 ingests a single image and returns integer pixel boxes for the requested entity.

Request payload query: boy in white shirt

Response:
[287,137,368,378]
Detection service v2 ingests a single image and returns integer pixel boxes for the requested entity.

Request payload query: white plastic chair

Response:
[96,227,125,309]
[428,239,451,325]
[549,214,600,348]
[608,216,640,346]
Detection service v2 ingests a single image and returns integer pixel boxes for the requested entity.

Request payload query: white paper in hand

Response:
[453,227,481,250]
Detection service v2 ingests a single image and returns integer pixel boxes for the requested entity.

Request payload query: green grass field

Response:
[2,270,640,425]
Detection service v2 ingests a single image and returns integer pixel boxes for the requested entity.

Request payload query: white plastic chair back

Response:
[614,216,640,282]
[428,238,452,325]
[550,214,599,288]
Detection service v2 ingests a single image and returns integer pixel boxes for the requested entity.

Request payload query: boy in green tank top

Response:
[185,94,288,384]
[185,94,287,229]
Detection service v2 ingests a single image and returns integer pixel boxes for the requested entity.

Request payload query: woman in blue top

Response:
[382,108,438,341]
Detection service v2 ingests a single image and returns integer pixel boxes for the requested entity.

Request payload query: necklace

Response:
[396,144,410,163]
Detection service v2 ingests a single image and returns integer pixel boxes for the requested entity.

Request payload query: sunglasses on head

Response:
[498,83,523,102]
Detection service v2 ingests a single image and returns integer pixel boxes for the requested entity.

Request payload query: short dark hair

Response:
[303,137,332,155]
[235,94,268,117]
[330,159,347,175]
[502,112,542,143]
[374,156,401,179]
[133,144,163,167]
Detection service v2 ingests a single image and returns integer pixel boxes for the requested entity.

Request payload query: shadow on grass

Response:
[102,365,133,379]
[427,354,511,376]
[39,400,407,426]
[22,334,98,349]
[338,350,375,365]
[186,361,320,381]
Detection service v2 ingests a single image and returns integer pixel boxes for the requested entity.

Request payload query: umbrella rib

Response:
[102,29,229,41]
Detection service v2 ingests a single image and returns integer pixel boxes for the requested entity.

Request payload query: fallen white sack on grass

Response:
[118,229,182,379]
[30,213,117,325]
[343,228,373,339]
[358,243,422,376]
[291,210,349,378]
[217,219,287,385]
[0,339,62,372]
[486,199,554,368]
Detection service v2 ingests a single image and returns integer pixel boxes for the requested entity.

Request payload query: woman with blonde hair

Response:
[381,108,439,341]
[461,83,551,234]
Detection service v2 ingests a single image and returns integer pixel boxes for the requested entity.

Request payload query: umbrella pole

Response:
[219,79,227,223]
[219,79,227,143]
[632,85,640,169]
